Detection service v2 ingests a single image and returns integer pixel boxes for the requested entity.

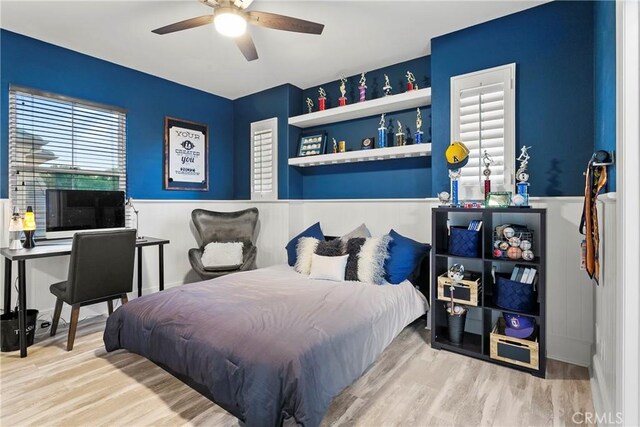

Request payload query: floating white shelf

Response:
[288,88,432,129]
[288,144,432,168]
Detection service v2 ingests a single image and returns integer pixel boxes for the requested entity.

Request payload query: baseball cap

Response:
[446,142,470,169]
[503,313,535,339]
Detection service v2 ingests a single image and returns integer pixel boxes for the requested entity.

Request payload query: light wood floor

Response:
[0,316,594,427]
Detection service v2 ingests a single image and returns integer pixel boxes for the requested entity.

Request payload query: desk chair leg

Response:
[121,294,128,305]
[67,305,80,351]
[51,298,63,336]
[107,300,114,315]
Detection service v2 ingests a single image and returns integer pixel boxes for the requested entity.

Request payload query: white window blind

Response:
[8,86,127,237]
[250,117,278,201]
[451,64,515,200]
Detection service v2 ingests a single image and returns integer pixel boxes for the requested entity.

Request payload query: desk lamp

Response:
[22,206,36,249]
[8,210,24,250]
[126,198,143,240]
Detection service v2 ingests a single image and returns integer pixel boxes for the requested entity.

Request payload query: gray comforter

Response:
[104,264,427,427]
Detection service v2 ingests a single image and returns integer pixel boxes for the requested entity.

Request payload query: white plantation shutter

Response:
[250,118,278,200]
[451,64,515,200]
[8,86,127,238]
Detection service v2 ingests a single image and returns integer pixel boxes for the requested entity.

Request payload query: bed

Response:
[103,263,429,427]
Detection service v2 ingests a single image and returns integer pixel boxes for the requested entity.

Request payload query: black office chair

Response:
[50,229,136,351]
[188,208,259,280]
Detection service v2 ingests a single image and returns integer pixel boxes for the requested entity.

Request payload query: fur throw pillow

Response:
[295,237,319,275]
[357,235,392,285]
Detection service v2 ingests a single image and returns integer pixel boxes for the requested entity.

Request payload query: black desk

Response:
[1,236,170,358]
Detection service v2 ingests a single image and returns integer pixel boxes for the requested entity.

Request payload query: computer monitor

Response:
[45,189,126,239]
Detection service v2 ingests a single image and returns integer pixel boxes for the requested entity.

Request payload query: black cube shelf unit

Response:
[431,207,547,378]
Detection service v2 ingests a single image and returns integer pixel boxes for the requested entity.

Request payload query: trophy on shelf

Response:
[445,142,470,207]
[378,113,387,148]
[438,191,451,207]
[383,74,392,96]
[406,71,417,91]
[415,108,424,144]
[482,150,494,198]
[339,76,347,106]
[514,146,532,207]
[358,72,367,102]
[395,120,406,146]
[318,87,327,111]
[306,97,314,114]
[332,138,338,154]
[449,168,462,207]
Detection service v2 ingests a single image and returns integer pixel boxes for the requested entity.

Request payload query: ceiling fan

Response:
[152,0,325,62]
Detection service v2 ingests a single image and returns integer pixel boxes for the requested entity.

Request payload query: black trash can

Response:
[1,310,39,352]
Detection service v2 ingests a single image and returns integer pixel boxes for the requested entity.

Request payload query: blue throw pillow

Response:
[286,222,325,266]
[384,229,431,284]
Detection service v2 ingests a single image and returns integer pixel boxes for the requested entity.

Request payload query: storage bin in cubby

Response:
[493,273,536,312]
[437,271,482,306]
[448,226,481,257]
[490,317,539,370]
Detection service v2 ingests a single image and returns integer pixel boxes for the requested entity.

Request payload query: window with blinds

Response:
[250,117,278,201]
[451,64,515,200]
[8,86,127,237]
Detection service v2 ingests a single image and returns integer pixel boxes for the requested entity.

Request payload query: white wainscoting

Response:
[591,193,617,417]
[0,196,594,366]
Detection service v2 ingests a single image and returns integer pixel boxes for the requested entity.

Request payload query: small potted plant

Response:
[446,264,468,345]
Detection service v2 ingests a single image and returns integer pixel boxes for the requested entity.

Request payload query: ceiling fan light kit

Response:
[214,8,247,38]
[152,0,324,61]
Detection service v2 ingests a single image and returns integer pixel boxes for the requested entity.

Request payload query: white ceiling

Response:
[0,0,546,100]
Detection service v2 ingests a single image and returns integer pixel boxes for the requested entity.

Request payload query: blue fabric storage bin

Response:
[448,226,481,257]
[493,274,536,312]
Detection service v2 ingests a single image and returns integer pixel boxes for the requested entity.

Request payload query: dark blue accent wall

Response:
[594,0,616,192]
[0,29,234,200]
[232,84,303,199]
[295,56,432,199]
[431,1,595,197]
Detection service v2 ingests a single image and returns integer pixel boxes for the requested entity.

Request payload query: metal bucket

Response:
[447,311,467,345]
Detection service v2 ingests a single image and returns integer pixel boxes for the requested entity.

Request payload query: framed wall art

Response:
[164,116,209,191]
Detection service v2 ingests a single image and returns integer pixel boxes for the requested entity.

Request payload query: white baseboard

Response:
[591,355,613,421]
[547,334,593,367]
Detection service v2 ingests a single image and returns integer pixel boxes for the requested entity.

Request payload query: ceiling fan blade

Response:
[199,0,219,8]
[234,31,259,61]
[247,11,324,35]
[234,0,254,9]
[152,15,213,35]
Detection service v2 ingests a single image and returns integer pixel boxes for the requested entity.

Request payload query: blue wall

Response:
[594,0,616,191]
[3,1,611,201]
[0,29,234,200]
[296,56,432,199]
[233,84,303,199]
[431,1,595,197]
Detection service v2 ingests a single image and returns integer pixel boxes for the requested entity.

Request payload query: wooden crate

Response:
[490,318,539,370]
[437,272,482,306]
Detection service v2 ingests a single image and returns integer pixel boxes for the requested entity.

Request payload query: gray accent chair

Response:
[50,229,136,351]
[188,208,259,280]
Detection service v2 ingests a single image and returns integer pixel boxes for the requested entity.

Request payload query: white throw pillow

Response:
[295,237,319,275]
[202,242,244,268]
[309,254,348,281]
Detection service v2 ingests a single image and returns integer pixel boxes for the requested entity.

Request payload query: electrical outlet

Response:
[36,319,51,330]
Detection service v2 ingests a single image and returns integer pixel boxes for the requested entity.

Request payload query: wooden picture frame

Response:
[164,116,209,191]
[297,131,327,157]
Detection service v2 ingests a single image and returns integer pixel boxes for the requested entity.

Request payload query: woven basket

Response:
[493,274,536,312]
[448,226,481,257]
